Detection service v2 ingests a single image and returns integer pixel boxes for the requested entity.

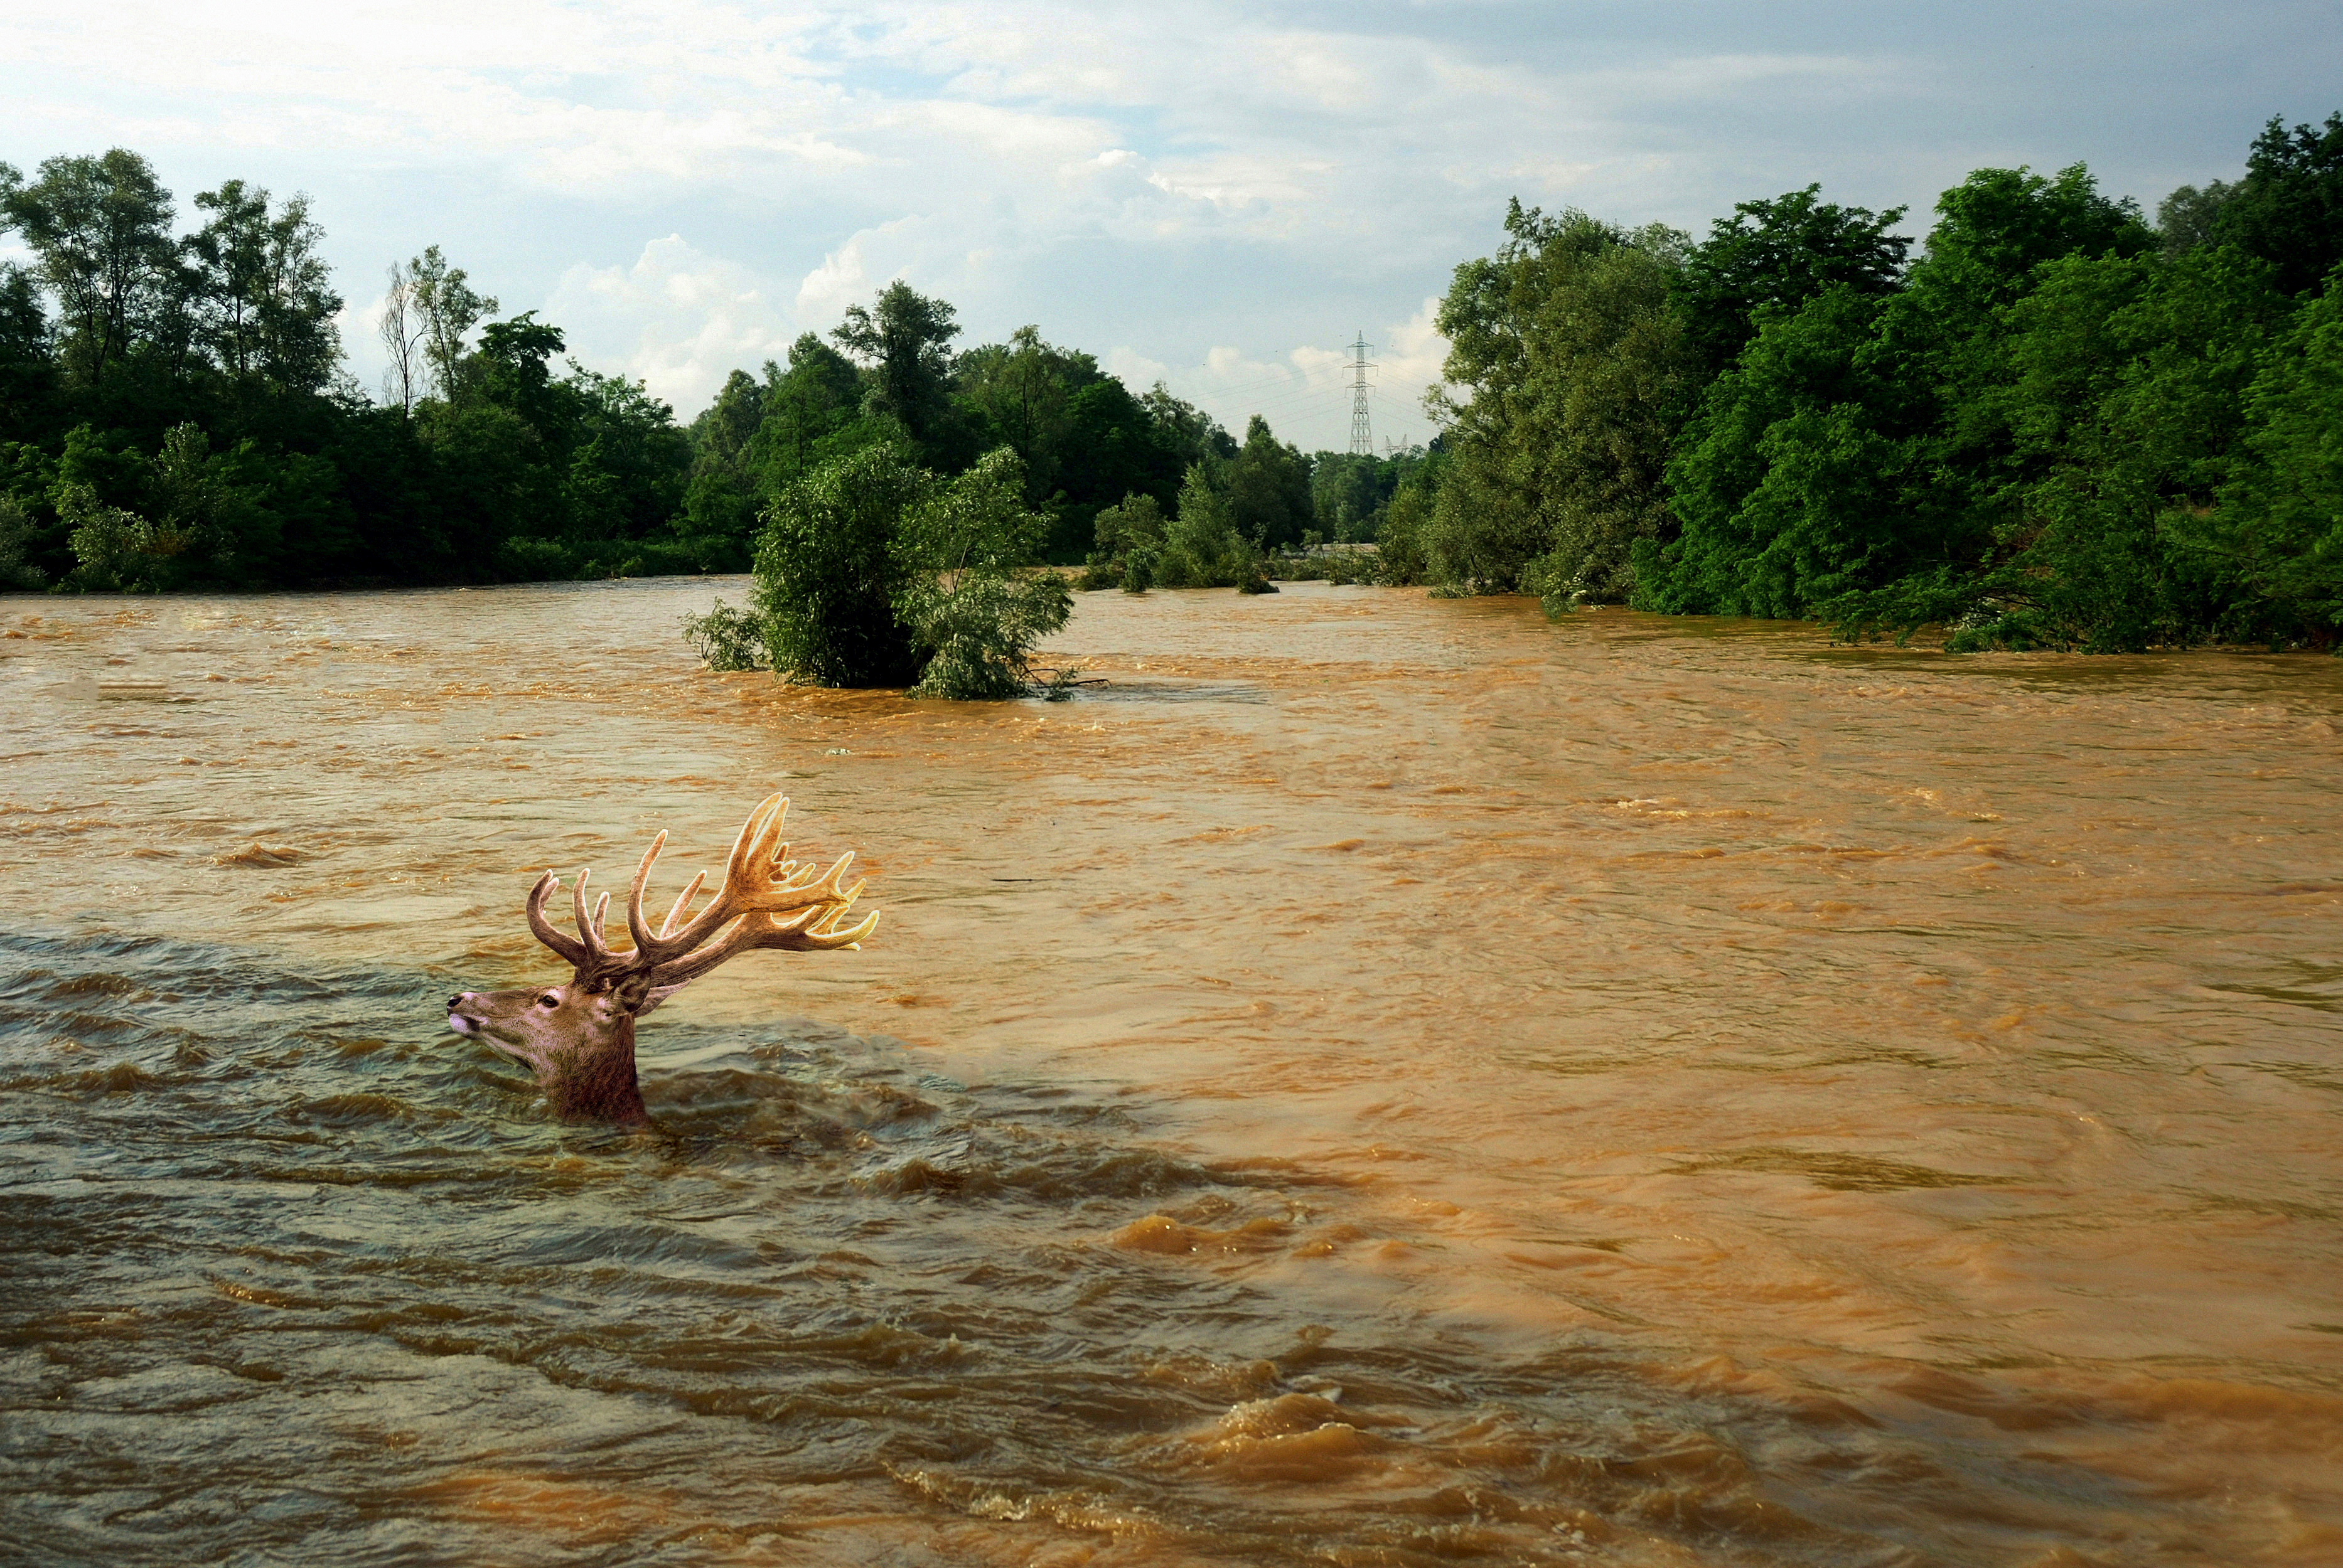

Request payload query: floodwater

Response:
[3,579,2340,1567]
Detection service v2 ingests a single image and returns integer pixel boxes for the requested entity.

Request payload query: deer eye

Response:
[536,992,560,1008]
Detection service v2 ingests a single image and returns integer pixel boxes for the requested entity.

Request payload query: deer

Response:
[446,792,877,1127]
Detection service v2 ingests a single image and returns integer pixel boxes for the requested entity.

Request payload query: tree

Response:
[1088,491,1167,590]
[2158,181,2240,253]
[1224,415,1314,550]
[953,325,1102,497]
[0,150,177,383]
[407,245,497,403]
[748,333,871,489]
[893,447,1073,698]
[1956,245,2289,649]
[751,442,931,685]
[186,181,341,393]
[1154,460,1268,589]
[1673,185,1910,375]
[2214,261,2343,641]
[0,261,53,415]
[832,281,958,449]
[1429,202,1700,601]
[378,262,424,413]
[2216,111,2343,296]
[677,368,768,555]
[1643,164,2154,622]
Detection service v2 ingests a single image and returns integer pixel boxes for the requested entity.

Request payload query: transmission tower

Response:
[1347,330,1376,456]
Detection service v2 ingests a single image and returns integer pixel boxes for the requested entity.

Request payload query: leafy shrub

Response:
[0,498,43,589]
[699,442,1074,696]
[496,536,576,581]
[1375,484,1431,586]
[894,447,1073,698]
[752,442,930,686]
[682,598,769,670]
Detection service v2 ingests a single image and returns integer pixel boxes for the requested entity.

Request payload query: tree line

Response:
[1409,112,2343,651]
[0,146,1412,598]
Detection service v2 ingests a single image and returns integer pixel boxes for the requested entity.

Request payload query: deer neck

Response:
[540,1013,649,1128]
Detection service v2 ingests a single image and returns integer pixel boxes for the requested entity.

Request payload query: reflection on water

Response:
[3,579,2342,1565]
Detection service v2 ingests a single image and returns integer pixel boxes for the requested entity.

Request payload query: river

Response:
[3,578,2340,1566]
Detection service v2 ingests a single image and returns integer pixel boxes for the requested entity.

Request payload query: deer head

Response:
[447,793,877,1126]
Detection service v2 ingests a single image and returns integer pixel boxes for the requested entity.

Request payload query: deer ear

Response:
[614,971,659,1013]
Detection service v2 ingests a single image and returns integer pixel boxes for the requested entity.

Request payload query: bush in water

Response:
[696,442,1072,696]
[751,442,930,687]
[894,447,1073,699]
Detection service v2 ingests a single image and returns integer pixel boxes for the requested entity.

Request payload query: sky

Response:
[3,2,2339,451]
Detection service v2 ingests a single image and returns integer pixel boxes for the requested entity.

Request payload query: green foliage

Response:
[60,422,280,591]
[896,448,1073,698]
[712,444,1073,697]
[751,442,930,686]
[1225,415,1314,550]
[1673,185,1911,374]
[1375,483,1431,586]
[1154,462,1267,589]
[0,496,42,589]
[832,282,959,452]
[185,180,341,394]
[1084,491,1165,591]
[2213,265,2343,641]
[681,598,769,671]
[2158,181,2240,253]
[1,149,178,383]
[1644,163,2160,624]
[2216,113,2343,297]
[1429,202,1701,604]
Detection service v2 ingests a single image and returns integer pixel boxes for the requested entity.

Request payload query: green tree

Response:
[407,245,497,403]
[1376,481,1432,585]
[752,442,931,685]
[893,446,1073,698]
[952,324,1101,497]
[2216,112,2343,296]
[0,496,46,588]
[751,332,879,491]
[2213,262,2343,641]
[1644,164,2155,621]
[1673,185,1910,375]
[1954,246,2289,649]
[2158,181,2240,253]
[63,422,276,591]
[833,282,958,451]
[1155,461,1267,589]
[1224,415,1314,550]
[186,180,341,393]
[678,367,768,557]
[1430,202,1700,602]
[0,150,178,383]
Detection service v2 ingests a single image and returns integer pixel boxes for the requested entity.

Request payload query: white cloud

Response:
[545,237,802,412]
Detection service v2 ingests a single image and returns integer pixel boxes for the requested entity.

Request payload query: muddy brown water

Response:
[3,579,2340,1567]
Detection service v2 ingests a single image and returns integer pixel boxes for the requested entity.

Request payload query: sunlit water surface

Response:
[3,580,2340,1567]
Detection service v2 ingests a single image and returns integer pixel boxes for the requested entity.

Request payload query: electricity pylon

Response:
[1348,331,1375,456]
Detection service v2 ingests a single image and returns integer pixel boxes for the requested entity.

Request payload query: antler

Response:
[523,792,878,998]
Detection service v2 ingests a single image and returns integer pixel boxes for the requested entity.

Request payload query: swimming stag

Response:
[447,793,877,1126]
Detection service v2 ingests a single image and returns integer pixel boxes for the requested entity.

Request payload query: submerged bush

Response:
[690,442,1072,696]
[752,442,930,686]
[894,447,1073,698]
[681,599,769,670]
